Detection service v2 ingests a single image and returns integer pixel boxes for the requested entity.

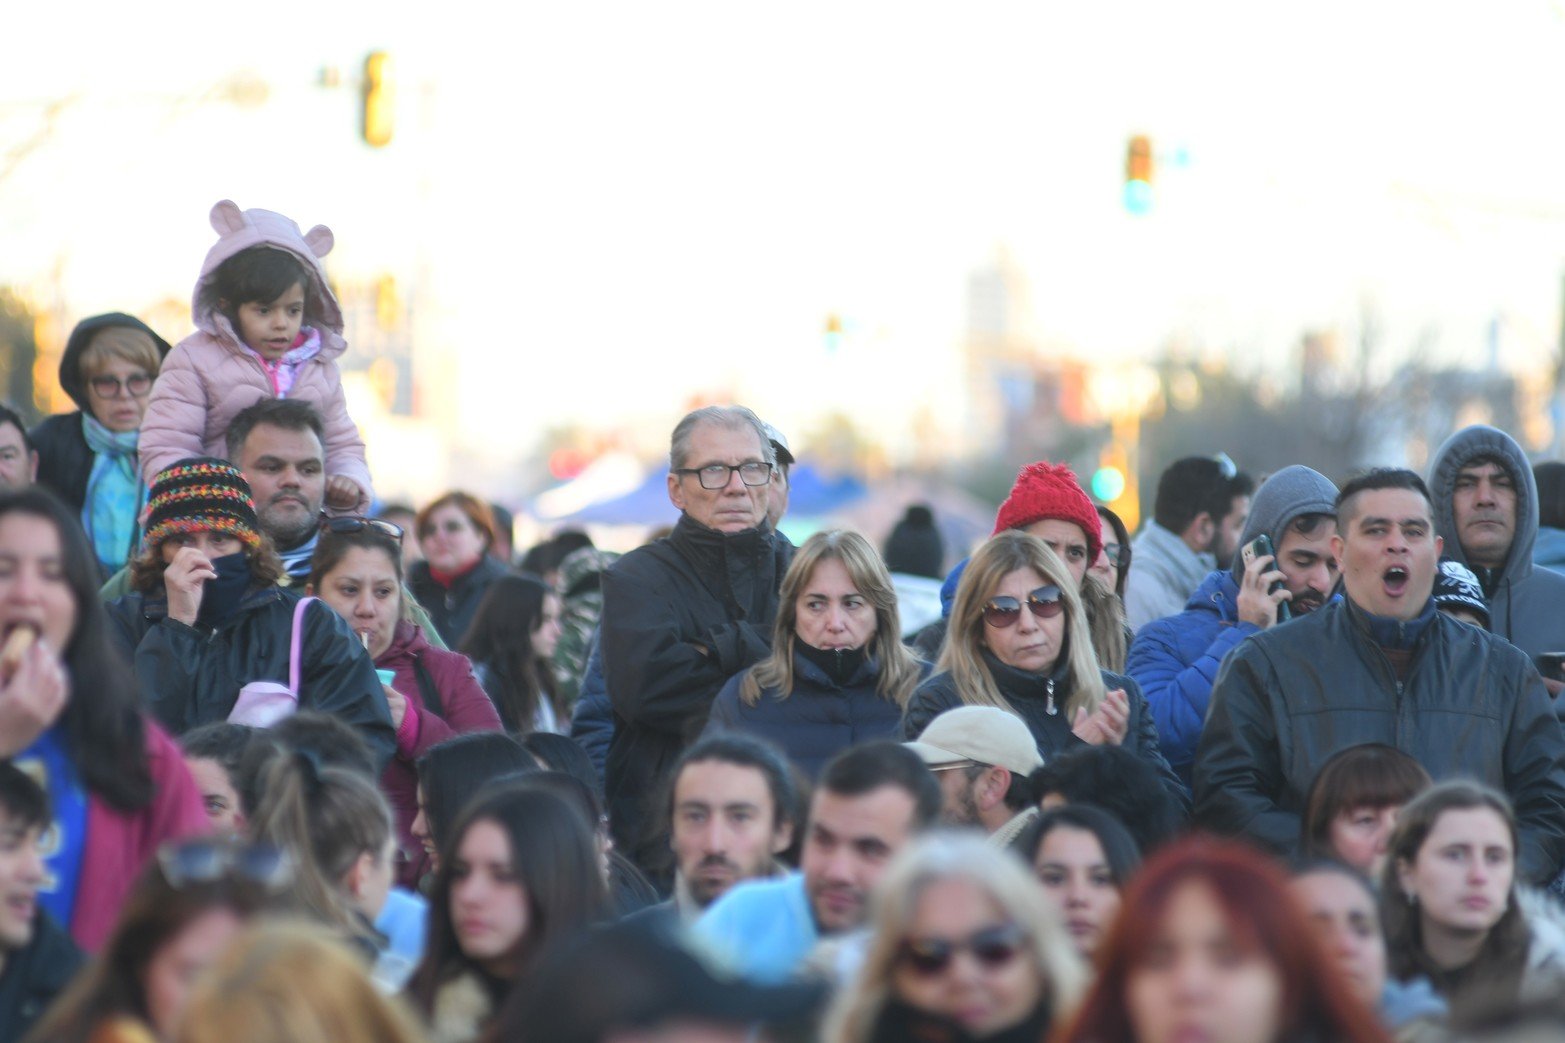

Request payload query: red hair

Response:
[1051,836,1391,1043]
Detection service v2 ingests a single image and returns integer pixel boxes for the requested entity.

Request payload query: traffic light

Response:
[1124,134,1153,215]
[361,51,394,148]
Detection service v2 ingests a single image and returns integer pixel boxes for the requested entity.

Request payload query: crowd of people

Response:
[2,199,1565,1042]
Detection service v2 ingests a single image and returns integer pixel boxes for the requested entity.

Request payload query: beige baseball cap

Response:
[905,706,1044,775]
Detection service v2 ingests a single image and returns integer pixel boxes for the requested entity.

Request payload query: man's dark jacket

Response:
[602,514,792,860]
[1194,596,1565,883]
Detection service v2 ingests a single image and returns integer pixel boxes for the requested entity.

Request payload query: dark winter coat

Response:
[407,554,511,649]
[705,649,927,779]
[602,514,792,862]
[903,651,1189,813]
[1194,596,1565,884]
[30,312,171,517]
[0,911,84,1039]
[107,585,395,768]
[569,632,612,781]
[376,621,502,886]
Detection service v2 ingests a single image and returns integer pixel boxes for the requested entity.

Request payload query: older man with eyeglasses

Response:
[601,405,795,875]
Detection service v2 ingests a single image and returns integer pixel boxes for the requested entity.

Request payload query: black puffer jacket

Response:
[602,514,792,860]
[705,648,927,779]
[1194,596,1565,884]
[107,585,395,769]
[903,649,1189,813]
[30,312,171,516]
[407,554,512,649]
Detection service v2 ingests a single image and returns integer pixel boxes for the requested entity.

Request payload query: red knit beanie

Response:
[992,461,1103,562]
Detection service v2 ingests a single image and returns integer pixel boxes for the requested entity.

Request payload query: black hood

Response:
[58,313,172,413]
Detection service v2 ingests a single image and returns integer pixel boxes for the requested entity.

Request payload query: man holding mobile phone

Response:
[1127,465,1339,786]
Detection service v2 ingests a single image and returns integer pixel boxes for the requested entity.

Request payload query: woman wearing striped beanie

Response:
[107,458,395,762]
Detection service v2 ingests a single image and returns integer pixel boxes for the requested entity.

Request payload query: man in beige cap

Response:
[906,705,1044,847]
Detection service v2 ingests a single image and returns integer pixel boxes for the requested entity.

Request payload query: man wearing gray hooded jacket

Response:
[1429,425,1565,698]
[1128,465,1340,786]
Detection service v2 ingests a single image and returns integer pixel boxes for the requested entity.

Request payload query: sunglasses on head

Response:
[157,839,294,891]
[321,516,405,544]
[981,585,1063,628]
[899,923,1028,976]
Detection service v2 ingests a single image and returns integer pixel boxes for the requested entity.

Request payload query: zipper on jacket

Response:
[1045,679,1057,716]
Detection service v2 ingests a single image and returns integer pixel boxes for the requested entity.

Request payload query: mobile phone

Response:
[1537,653,1565,684]
[1241,535,1290,622]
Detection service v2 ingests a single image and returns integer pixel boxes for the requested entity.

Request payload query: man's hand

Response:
[325,476,362,511]
[1236,551,1291,630]
[1072,687,1130,746]
[164,546,218,626]
[0,640,69,758]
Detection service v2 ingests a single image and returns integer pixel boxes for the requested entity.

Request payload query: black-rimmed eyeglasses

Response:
[672,462,772,490]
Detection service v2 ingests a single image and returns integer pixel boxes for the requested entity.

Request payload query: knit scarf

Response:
[81,414,144,570]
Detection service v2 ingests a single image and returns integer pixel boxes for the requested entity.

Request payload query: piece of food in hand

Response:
[0,624,39,680]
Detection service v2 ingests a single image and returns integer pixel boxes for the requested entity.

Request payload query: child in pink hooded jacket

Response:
[140,200,373,512]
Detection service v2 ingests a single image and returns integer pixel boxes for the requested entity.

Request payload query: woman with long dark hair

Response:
[1301,743,1432,878]
[406,785,608,1043]
[1015,804,1140,963]
[1382,781,1565,1019]
[0,487,208,951]
[308,521,502,884]
[459,574,565,734]
[1055,837,1391,1043]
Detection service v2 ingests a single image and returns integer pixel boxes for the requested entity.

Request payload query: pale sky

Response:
[5,1,1565,492]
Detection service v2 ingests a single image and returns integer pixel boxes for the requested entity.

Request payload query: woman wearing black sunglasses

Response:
[820,832,1085,1042]
[903,531,1188,814]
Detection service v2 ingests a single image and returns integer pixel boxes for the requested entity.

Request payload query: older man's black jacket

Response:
[602,514,792,862]
[1194,597,1565,883]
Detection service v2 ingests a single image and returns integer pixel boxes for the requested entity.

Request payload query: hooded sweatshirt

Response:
[138,200,372,510]
[1128,465,1339,784]
[1428,426,1565,665]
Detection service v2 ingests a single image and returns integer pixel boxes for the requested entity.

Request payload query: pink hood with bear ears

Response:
[193,199,346,359]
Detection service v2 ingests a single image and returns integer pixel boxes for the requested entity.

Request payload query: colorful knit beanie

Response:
[144,458,262,551]
[992,461,1103,563]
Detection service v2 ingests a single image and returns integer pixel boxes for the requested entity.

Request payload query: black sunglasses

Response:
[157,839,294,891]
[321,516,405,543]
[981,585,1064,628]
[899,923,1028,976]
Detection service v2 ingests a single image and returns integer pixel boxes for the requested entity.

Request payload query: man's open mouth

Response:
[1383,565,1409,596]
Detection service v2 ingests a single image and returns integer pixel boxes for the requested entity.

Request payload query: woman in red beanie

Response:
[902,530,1188,812]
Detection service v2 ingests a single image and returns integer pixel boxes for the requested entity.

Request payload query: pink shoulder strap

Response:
[290,596,317,694]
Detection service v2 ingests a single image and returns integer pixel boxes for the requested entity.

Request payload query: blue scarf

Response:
[81,415,145,571]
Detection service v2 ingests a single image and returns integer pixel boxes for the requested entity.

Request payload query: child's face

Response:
[233,282,305,360]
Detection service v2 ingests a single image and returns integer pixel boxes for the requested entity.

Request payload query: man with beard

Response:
[1128,465,1339,785]
[1194,469,1565,884]
[906,706,1044,847]
[694,742,939,983]
[1124,454,1254,632]
[631,735,797,928]
[1427,425,1565,696]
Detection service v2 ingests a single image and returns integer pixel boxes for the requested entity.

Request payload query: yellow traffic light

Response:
[361,51,394,148]
[1125,134,1153,214]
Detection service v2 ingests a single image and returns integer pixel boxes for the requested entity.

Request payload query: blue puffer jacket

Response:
[569,633,613,782]
[704,650,928,779]
[1125,569,1258,788]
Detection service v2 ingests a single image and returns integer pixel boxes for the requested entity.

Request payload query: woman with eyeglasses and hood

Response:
[902,530,1188,814]
[29,313,171,580]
